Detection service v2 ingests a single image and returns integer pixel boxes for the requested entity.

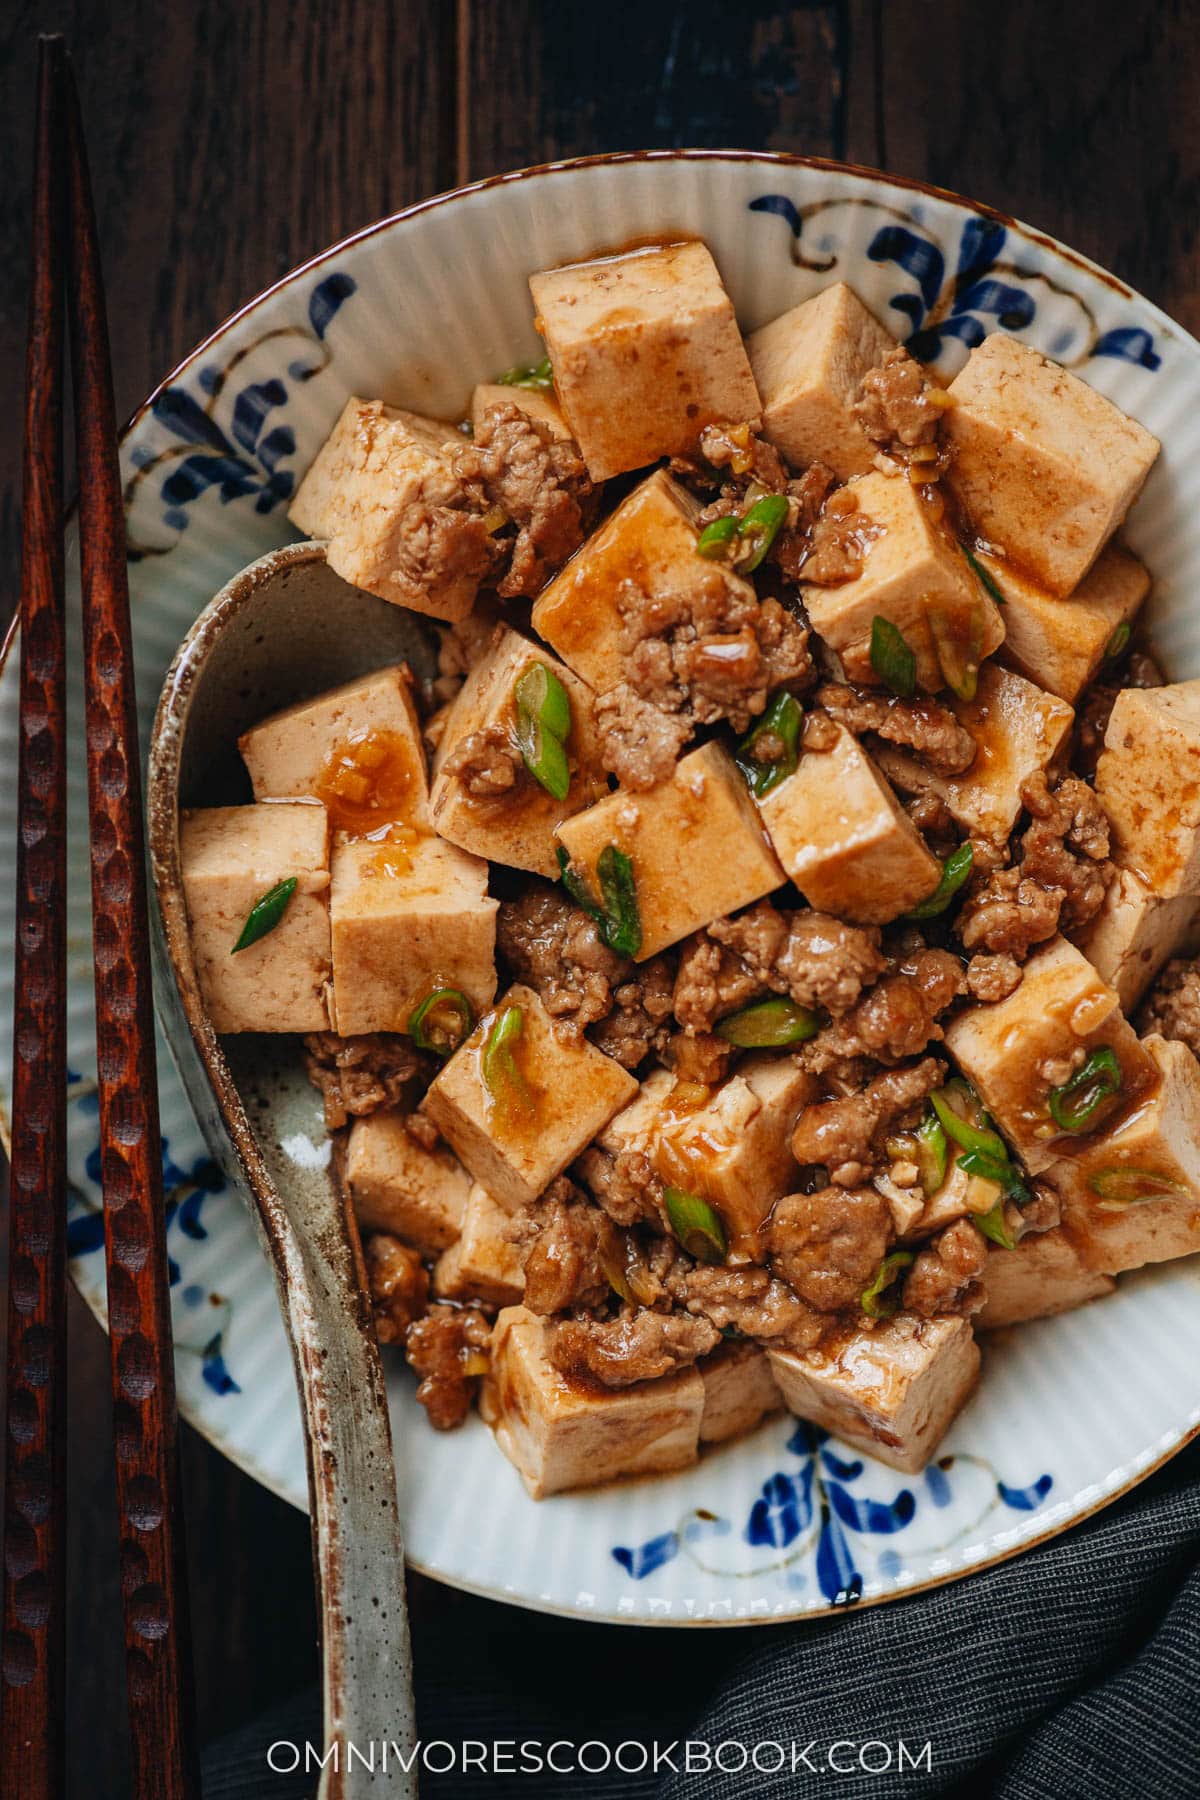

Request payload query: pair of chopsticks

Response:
[3,38,198,1799]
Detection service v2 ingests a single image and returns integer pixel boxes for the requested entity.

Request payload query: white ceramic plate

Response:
[4,152,1199,1624]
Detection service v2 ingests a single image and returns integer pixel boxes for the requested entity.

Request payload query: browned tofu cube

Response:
[429,627,608,880]
[238,663,429,828]
[180,802,331,1034]
[530,241,761,481]
[758,720,941,924]
[530,468,758,695]
[802,471,1005,694]
[651,1054,816,1248]
[480,1306,705,1497]
[329,833,497,1035]
[1074,869,1200,1010]
[987,542,1149,704]
[976,1228,1115,1329]
[944,936,1159,1174]
[470,382,571,439]
[1095,681,1200,897]
[1050,1034,1200,1272]
[698,1342,782,1445]
[420,984,638,1210]
[555,742,784,960]
[433,1182,525,1307]
[944,334,1159,596]
[288,397,491,622]
[345,1111,470,1254]
[875,664,1074,842]
[747,283,897,478]
[769,1315,980,1474]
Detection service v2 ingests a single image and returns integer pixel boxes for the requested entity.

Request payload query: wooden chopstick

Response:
[2,36,69,1800]
[62,54,200,1799]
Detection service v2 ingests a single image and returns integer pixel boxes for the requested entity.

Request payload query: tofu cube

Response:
[747,283,897,479]
[769,1315,980,1474]
[329,833,497,1035]
[944,936,1159,1174]
[1096,681,1200,897]
[480,1306,704,1498]
[531,468,758,695]
[345,1111,470,1254]
[433,1182,525,1307]
[288,397,491,623]
[420,983,638,1211]
[429,627,608,880]
[944,334,1159,595]
[976,1227,1115,1330]
[1051,1034,1200,1273]
[555,742,784,960]
[238,663,429,828]
[698,1342,782,1445]
[651,1055,816,1247]
[180,802,331,1034]
[529,241,761,481]
[988,542,1149,704]
[802,471,1005,694]
[470,383,571,440]
[758,720,941,924]
[596,1067,677,1155]
[874,664,1074,842]
[1074,869,1200,1010]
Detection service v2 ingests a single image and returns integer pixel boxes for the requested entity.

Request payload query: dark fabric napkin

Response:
[203,1437,1200,1799]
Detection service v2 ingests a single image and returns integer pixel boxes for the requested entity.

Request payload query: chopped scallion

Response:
[735,690,804,798]
[914,1109,949,1196]
[961,544,1007,606]
[231,877,298,954]
[1090,1167,1190,1209]
[870,615,917,697]
[664,1188,727,1264]
[736,494,790,572]
[497,355,554,391]
[697,515,739,559]
[514,660,573,801]
[861,1250,914,1319]
[905,841,974,920]
[1047,1046,1122,1135]
[556,844,642,959]
[974,1200,1016,1250]
[409,987,475,1058]
[715,997,820,1047]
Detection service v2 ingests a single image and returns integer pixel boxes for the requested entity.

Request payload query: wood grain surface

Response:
[0,2,1196,1791]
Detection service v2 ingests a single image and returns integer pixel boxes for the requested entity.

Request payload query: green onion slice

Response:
[930,602,984,701]
[514,661,572,801]
[974,1200,1016,1250]
[496,355,554,391]
[1089,1167,1189,1210]
[1103,622,1131,663]
[861,1250,915,1320]
[905,841,974,920]
[870,615,917,697]
[930,1081,1008,1163]
[961,544,1007,606]
[664,1187,727,1264]
[555,844,642,959]
[958,1146,1030,1204]
[736,494,790,572]
[735,690,804,798]
[231,877,298,954]
[715,996,820,1047]
[409,987,475,1058]
[1047,1047,1123,1135]
[481,1004,534,1120]
[697,515,739,560]
[914,1110,949,1196]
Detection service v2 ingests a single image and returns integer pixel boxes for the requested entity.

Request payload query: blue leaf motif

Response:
[816,1509,862,1606]
[868,226,945,315]
[748,194,804,237]
[67,1211,106,1257]
[955,216,1008,286]
[747,1466,814,1548]
[202,1333,242,1396]
[819,1446,864,1482]
[827,1481,916,1535]
[955,278,1035,330]
[924,1463,953,1508]
[257,426,296,472]
[611,1531,680,1579]
[1093,326,1161,371]
[161,453,262,509]
[908,313,988,362]
[998,1473,1053,1512]
[152,387,234,453]
[231,380,287,454]
[309,272,358,341]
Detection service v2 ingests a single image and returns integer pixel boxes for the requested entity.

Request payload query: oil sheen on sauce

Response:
[316,727,420,836]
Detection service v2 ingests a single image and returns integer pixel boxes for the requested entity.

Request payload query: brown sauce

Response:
[316,728,420,835]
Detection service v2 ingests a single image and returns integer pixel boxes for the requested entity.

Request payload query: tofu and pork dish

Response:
[180,240,1200,1499]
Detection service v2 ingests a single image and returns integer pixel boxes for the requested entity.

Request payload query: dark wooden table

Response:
[1,2,1197,1791]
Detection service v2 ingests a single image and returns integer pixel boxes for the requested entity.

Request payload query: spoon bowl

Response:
[147,541,433,1799]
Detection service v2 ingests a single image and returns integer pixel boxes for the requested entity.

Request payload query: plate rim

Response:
[5,146,1200,1625]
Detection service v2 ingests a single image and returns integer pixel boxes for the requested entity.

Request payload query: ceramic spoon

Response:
[147,542,432,1800]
